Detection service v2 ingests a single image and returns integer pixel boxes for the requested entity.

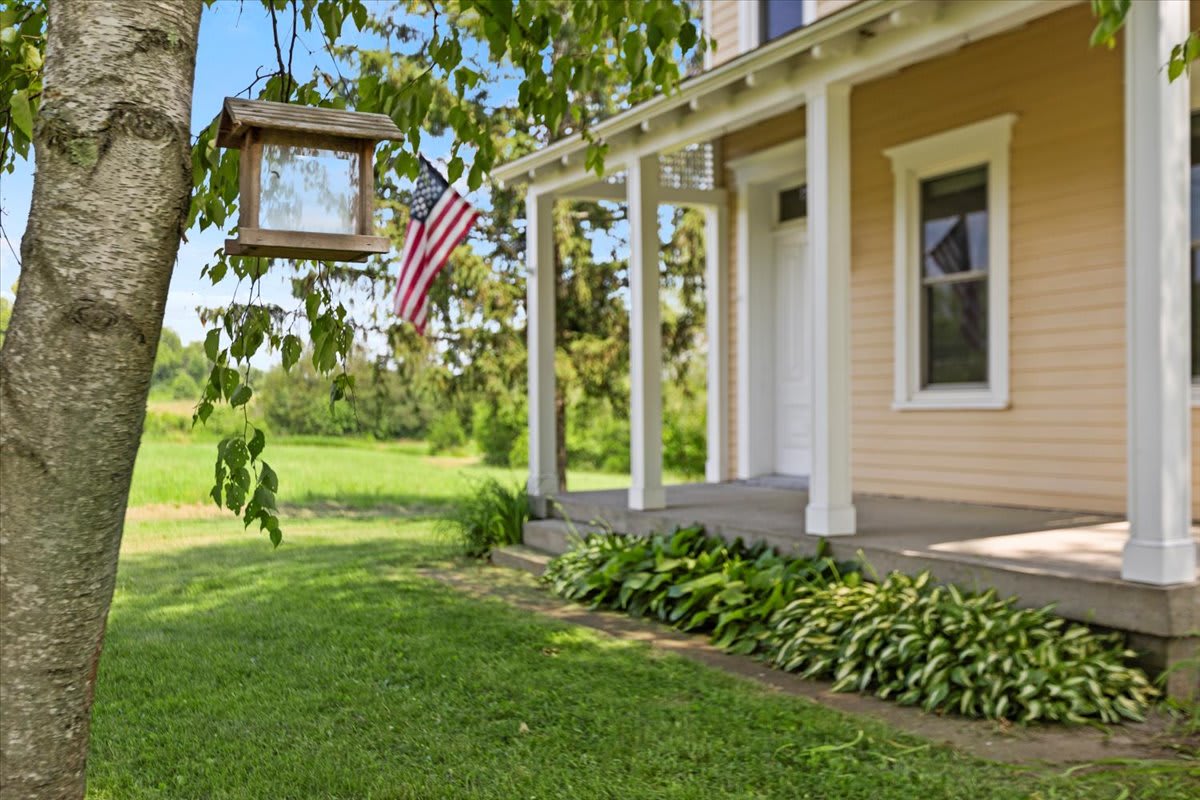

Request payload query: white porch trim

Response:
[705,203,730,483]
[805,84,856,536]
[1122,0,1196,586]
[526,189,557,503]
[627,154,666,510]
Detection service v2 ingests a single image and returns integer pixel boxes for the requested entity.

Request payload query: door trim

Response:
[730,138,807,479]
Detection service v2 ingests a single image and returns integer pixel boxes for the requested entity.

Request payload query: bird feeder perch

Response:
[216,97,401,262]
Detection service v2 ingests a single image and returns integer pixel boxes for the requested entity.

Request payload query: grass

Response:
[129,437,647,510]
[84,438,1197,798]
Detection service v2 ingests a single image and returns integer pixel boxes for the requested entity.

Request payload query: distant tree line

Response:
[147,323,707,478]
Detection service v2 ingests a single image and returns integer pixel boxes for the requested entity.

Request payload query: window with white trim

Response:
[884,115,1016,410]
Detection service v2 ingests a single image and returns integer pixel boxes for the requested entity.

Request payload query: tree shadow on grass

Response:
[87,534,1185,800]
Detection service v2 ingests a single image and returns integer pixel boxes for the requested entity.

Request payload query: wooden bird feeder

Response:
[217,97,401,262]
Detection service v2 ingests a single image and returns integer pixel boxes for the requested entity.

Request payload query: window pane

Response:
[259,144,361,234]
[921,166,988,279]
[779,185,807,222]
[925,279,988,385]
[763,0,805,42]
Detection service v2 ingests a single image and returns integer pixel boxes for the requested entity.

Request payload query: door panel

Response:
[774,227,811,476]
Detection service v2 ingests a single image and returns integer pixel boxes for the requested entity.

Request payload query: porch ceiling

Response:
[493,0,1073,196]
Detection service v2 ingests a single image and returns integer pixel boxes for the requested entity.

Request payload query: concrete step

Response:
[522,519,576,555]
[490,545,552,577]
[522,518,609,555]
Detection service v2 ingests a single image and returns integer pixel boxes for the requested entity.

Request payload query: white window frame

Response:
[738,1,761,52]
[884,114,1016,411]
[740,1,818,54]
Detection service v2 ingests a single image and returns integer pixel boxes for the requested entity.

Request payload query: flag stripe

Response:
[399,202,475,321]
[393,158,478,334]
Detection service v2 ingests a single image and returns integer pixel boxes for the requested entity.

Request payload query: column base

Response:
[628,486,666,511]
[527,474,557,518]
[805,503,857,536]
[1121,538,1198,586]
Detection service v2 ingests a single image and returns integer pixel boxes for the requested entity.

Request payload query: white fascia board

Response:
[497,0,1071,190]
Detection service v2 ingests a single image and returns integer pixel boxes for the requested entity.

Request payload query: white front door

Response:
[773,225,812,476]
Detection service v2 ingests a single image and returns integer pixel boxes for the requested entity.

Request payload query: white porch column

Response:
[704,204,730,483]
[805,84,856,536]
[628,154,666,510]
[1122,0,1195,585]
[526,189,557,502]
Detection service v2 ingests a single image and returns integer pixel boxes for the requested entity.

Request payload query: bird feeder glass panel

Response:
[216,97,401,262]
[259,142,361,235]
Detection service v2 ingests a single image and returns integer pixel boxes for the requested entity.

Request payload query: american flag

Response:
[392,156,478,333]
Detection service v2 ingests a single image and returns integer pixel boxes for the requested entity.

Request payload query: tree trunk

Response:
[0,2,202,797]
[555,385,567,492]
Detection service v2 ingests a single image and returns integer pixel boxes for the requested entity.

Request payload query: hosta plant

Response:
[544,526,855,656]
[770,571,1157,724]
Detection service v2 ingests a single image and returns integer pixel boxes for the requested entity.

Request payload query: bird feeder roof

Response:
[216,97,402,148]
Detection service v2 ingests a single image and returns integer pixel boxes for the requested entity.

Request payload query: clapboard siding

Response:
[848,4,1137,514]
[708,1,742,67]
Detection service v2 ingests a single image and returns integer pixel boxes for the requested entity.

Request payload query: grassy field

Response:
[84,437,1197,798]
[129,437,643,510]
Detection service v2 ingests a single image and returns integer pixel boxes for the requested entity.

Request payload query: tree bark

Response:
[555,385,567,492]
[0,2,202,797]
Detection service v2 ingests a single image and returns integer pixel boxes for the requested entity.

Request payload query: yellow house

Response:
[493,1,1199,690]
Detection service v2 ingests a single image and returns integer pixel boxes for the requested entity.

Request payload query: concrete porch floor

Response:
[540,483,1200,691]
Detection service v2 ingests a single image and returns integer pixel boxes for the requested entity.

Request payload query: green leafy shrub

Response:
[168,371,201,400]
[544,526,854,656]
[472,400,523,466]
[438,478,529,557]
[770,571,1157,724]
[545,530,1158,725]
[427,410,467,454]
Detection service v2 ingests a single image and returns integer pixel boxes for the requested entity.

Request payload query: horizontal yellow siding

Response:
[849,4,1133,514]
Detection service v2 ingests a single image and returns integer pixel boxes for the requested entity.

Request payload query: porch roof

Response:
[493,0,1071,195]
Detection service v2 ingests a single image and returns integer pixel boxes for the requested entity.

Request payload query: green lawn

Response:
[87,439,1195,798]
[129,437,649,509]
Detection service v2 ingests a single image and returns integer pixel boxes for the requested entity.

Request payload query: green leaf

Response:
[9,90,33,140]
[204,328,221,362]
[230,383,252,407]
[220,367,239,400]
[247,427,265,459]
[259,461,279,493]
[281,334,302,371]
[253,484,276,511]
